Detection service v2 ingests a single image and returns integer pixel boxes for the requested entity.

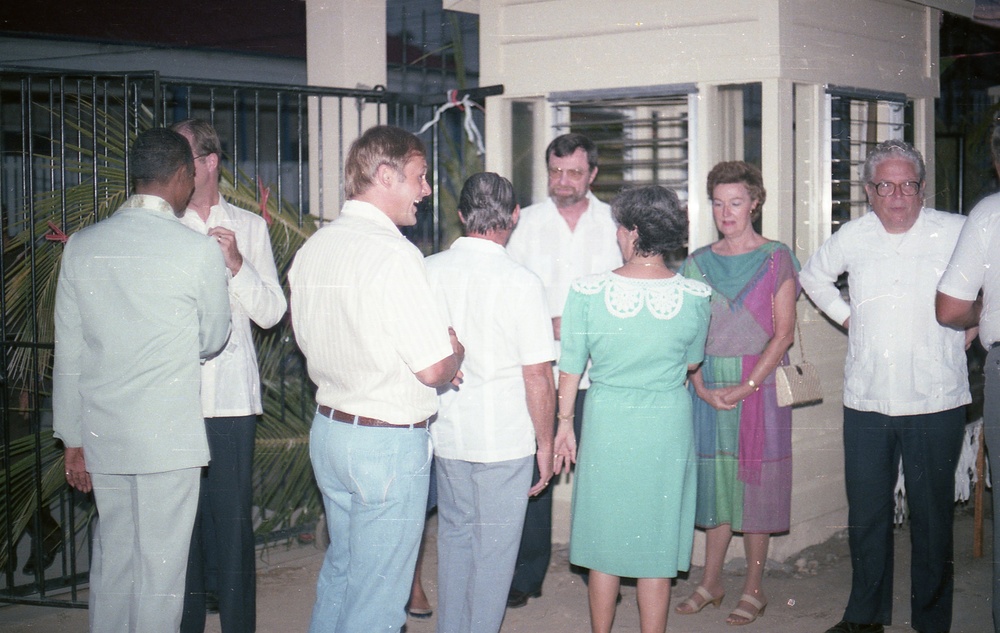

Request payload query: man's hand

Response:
[528,444,554,497]
[64,447,92,493]
[448,327,465,388]
[966,326,980,350]
[208,227,243,275]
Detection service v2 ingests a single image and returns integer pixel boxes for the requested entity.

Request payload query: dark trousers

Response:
[510,389,586,594]
[181,416,257,633]
[841,406,965,633]
[984,346,1000,633]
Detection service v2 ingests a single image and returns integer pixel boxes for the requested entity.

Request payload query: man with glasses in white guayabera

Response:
[800,139,971,633]
[504,133,622,608]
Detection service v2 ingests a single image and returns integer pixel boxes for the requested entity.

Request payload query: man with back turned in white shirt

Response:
[425,172,556,633]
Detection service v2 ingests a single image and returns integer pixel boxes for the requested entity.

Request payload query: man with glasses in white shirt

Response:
[504,133,622,608]
[800,139,970,633]
[171,118,288,633]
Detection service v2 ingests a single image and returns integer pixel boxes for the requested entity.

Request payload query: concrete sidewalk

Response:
[0,506,992,632]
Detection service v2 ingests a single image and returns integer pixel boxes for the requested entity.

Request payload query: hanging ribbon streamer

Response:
[257,176,273,226]
[44,221,68,244]
[416,89,486,155]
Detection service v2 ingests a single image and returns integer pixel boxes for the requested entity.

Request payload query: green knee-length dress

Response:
[560,272,711,578]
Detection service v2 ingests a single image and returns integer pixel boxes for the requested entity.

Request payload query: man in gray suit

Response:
[53,128,232,633]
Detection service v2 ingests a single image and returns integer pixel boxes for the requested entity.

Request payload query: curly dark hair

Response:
[611,185,687,258]
[706,161,766,222]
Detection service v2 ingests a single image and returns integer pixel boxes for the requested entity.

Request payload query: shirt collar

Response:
[341,199,403,234]
[180,196,231,230]
[547,190,601,219]
[122,194,179,218]
[449,235,509,255]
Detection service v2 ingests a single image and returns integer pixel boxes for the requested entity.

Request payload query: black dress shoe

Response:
[824,621,885,633]
[21,537,62,576]
[506,588,541,608]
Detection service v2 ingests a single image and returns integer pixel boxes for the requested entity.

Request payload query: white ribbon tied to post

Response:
[417,90,486,155]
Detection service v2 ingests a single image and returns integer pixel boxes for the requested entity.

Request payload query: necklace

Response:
[627,258,666,268]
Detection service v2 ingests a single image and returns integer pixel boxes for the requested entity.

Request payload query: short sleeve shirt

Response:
[288,200,453,424]
[425,237,556,462]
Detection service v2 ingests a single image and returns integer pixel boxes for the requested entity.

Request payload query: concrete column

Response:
[793,83,830,261]
[760,77,795,248]
[305,0,387,219]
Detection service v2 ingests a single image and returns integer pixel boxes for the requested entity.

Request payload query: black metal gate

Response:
[0,68,495,608]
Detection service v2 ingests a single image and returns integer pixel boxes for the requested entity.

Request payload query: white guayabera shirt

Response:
[800,208,971,416]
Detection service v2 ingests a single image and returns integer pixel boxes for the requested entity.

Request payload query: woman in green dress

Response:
[554,185,711,633]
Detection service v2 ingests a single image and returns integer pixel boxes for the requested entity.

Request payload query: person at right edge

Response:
[801,138,971,633]
[676,161,800,627]
[936,122,1000,633]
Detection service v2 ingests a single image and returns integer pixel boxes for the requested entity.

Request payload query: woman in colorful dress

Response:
[553,185,711,633]
[675,161,800,626]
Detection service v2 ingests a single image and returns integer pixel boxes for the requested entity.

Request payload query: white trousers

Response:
[90,468,201,633]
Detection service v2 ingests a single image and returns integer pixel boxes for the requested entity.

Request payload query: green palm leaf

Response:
[1,96,321,559]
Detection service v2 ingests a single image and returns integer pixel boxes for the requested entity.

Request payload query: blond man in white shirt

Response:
[800,139,969,633]
[289,126,463,633]
[171,119,287,633]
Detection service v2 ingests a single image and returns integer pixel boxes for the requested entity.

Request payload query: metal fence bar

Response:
[0,67,466,608]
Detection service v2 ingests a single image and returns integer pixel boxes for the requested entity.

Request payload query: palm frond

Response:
[2,95,321,542]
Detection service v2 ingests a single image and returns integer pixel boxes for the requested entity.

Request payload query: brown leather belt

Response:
[317,405,428,429]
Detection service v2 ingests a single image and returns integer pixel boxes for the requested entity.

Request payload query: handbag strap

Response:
[792,316,807,363]
[769,250,807,365]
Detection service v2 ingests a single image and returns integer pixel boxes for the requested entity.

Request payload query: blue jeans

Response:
[308,410,432,633]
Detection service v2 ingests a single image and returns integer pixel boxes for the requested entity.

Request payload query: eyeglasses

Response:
[869,180,921,197]
[547,166,589,181]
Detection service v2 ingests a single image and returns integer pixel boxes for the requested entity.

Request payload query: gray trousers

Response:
[985,345,1000,633]
[89,468,201,633]
[435,455,533,633]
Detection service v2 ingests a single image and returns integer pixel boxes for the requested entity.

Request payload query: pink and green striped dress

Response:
[680,241,800,533]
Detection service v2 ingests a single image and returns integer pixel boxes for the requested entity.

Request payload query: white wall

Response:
[475,0,941,563]
[305,0,388,219]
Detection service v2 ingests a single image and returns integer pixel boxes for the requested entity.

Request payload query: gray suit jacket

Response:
[53,194,231,475]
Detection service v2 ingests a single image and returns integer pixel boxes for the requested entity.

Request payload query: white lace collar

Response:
[572,272,710,320]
